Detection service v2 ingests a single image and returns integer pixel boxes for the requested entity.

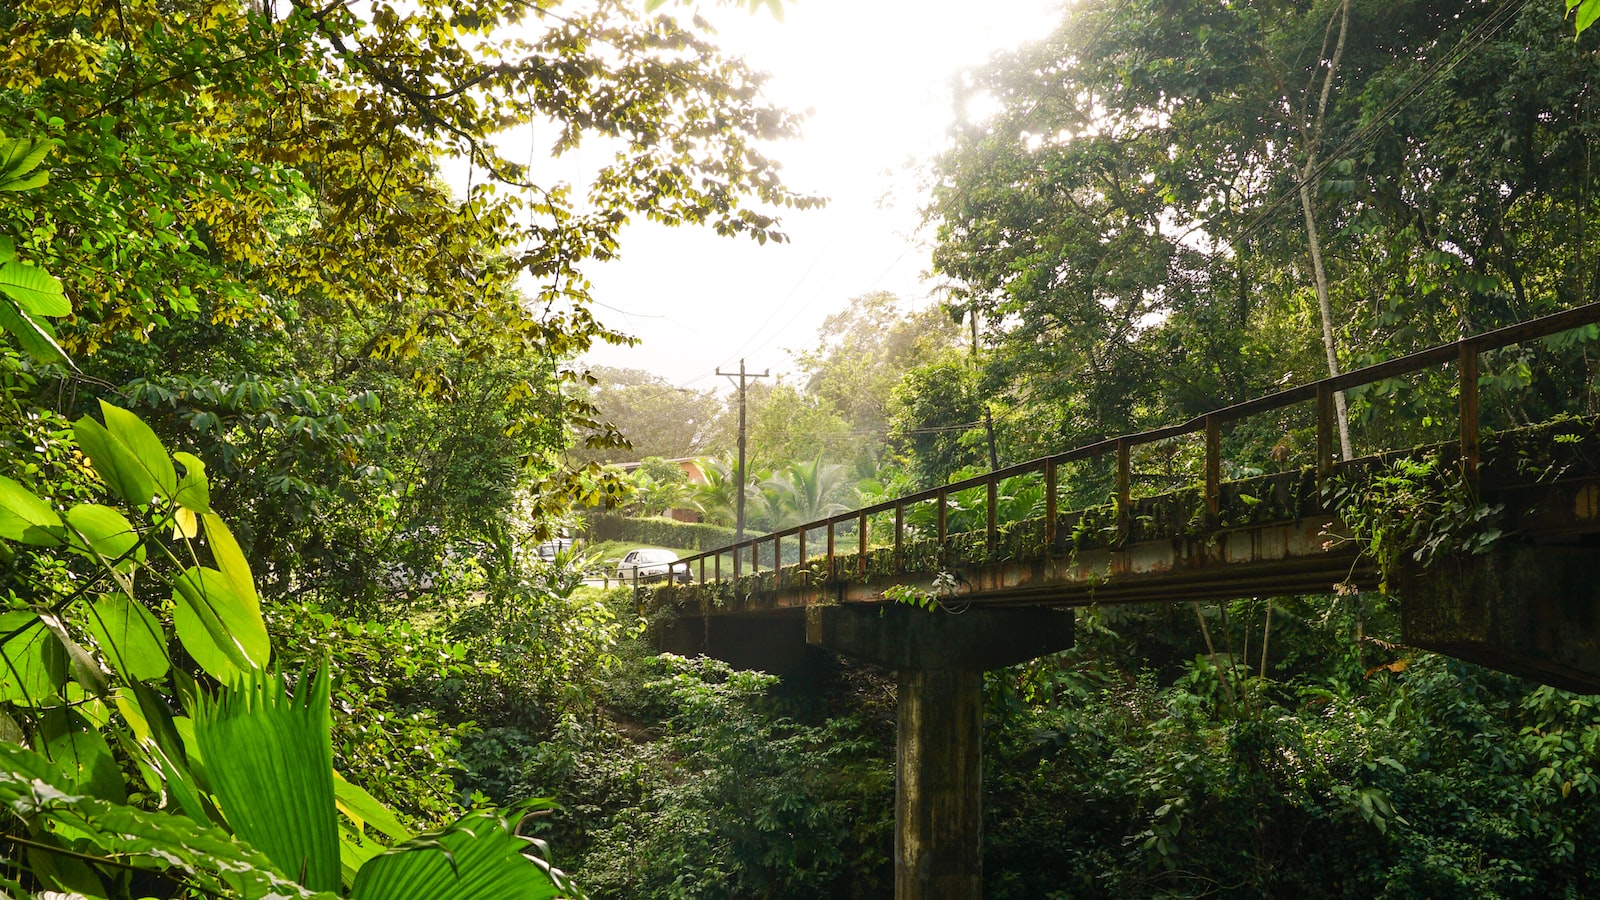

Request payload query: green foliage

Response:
[0,134,67,366]
[980,621,1600,898]
[195,667,341,892]
[271,605,474,829]
[1327,452,1505,588]
[759,457,857,530]
[530,654,894,899]
[0,401,582,896]
[1,0,817,616]
[793,291,964,469]
[585,513,736,552]
[1572,0,1600,34]
[576,367,723,465]
[888,352,986,488]
[627,457,694,517]
[742,381,858,471]
[925,0,1600,469]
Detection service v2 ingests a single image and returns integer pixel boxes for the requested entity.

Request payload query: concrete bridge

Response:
[640,303,1600,900]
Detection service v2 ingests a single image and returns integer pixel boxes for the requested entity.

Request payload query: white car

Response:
[615,548,691,584]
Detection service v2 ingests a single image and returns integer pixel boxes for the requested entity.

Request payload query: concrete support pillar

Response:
[807,603,1074,900]
[896,667,984,900]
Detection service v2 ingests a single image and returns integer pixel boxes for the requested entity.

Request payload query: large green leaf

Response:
[0,135,56,192]
[201,512,260,611]
[0,475,64,546]
[1575,0,1600,34]
[0,259,68,317]
[85,595,169,681]
[335,775,413,842]
[44,725,126,803]
[65,503,144,569]
[0,612,67,705]
[0,743,327,900]
[173,452,212,513]
[101,401,177,502]
[74,402,178,508]
[0,295,71,366]
[171,566,270,680]
[349,809,575,900]
[195,668,341,893]
[75,417,154,508]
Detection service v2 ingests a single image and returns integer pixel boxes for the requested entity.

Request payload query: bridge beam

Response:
[1397,543,1600,693]
[808,604,1074,900]
[651,607,831,682]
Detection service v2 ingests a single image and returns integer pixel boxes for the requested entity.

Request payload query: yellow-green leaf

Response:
[0,612,67,705]
[0,475,64,546]
[65,504,143,569]
[201,513,259,611]
[171,567,270,680]
[101,402,177,502]
[85,595,169,682]
[0,259,68,316]
[173,452,211,513]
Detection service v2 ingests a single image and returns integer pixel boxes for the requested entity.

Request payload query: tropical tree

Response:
[0,0,817,610]
[792,291,963,462]
[690,455,741,526]
[924,0,1600,470]
[887,351,987,488]
[576,367,723,464]
[628,457,695,517]
[759,457,856,530]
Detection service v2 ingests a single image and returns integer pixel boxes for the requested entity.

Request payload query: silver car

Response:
[615,548,691,584]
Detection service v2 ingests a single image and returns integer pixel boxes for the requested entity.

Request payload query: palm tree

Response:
[691,455,741,526]
[761,457,856,531]
[692,454,773,529]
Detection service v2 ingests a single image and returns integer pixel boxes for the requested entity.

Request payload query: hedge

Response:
[584,514,738,551]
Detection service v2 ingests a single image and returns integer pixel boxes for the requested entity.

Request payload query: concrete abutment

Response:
[1396,543,1600,693]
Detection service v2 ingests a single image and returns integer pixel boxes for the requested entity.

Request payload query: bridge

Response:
[639,303,1600,900]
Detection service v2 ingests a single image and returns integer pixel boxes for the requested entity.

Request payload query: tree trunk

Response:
[1300,174,1353,460]
[1297,0,1354,461]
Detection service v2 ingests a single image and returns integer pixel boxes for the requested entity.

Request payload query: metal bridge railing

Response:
[670,302,1600,589]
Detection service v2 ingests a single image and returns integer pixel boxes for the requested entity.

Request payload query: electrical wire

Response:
[1230,0,1534,248]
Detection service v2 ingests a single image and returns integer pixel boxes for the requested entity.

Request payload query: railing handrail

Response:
[666,301,1600,585]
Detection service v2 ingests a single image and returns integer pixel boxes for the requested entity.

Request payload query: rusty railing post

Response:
[894,503,905,573]
[1044,459,1058,547]
[714,551,721,584]
[827,520,836,581]
[1205,414,1221,519]
[986,478,999,556]
[1316,382,1335,492]
[859,510,869,578]
[1459,341,1480,485]
[1116,438,1132,542]
[798,527,807,584]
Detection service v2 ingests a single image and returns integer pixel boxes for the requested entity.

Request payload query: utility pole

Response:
[717,359,769,575]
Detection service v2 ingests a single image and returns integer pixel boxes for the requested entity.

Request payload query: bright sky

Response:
[569,0,1060,388]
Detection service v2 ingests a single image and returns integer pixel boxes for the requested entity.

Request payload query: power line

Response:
[1230,0,1533,247]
